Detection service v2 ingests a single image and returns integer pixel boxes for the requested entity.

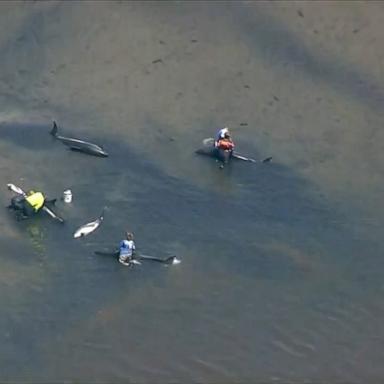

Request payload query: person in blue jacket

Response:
[119,232,136,266]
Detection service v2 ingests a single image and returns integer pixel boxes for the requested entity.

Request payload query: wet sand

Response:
[1,1,384,382]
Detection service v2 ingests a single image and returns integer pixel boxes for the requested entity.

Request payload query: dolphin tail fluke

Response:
[50,121,58,137]
[262,156,273,163]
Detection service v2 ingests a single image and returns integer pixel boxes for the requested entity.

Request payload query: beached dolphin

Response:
[50,121,108,157]
[196,138,272,164]
[73,208,105,238]
[94,249,181,265]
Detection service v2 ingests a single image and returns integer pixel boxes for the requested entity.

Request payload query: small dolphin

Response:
[73,208,105,238]
[50,121,108,157]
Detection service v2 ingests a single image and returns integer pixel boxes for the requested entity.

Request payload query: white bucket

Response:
[63,189,72,203]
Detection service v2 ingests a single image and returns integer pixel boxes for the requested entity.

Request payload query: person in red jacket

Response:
[215,131,235,168]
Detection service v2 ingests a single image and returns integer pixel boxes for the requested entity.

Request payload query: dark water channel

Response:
[0,121,382,383]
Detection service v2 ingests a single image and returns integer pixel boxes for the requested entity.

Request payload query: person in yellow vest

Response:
[10,190,45,219]
[25,190,45,214]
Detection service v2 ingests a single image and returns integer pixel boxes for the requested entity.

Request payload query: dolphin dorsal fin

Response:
[51,121,58,137]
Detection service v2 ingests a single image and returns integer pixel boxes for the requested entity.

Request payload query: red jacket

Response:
[217,138,234,151]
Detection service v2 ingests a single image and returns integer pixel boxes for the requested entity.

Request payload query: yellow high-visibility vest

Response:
[26,192,45,211]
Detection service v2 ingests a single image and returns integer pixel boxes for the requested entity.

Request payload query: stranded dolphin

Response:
[50,121,108,157]
[196,138,272,164]
[94,250,181,265]
[73,208,105,238]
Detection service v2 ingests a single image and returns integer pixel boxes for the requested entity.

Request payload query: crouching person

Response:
[9,190,45,220]
[119,232,136,266]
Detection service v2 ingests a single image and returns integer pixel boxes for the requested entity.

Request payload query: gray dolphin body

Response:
[50,121,108,157]
[94,250,180,265]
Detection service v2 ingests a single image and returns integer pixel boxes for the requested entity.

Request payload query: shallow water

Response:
[1,2,384,383]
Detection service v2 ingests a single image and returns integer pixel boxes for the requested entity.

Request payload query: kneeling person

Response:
[9,190,45,219]
[216,132,235,166]
[119,232,136,266]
